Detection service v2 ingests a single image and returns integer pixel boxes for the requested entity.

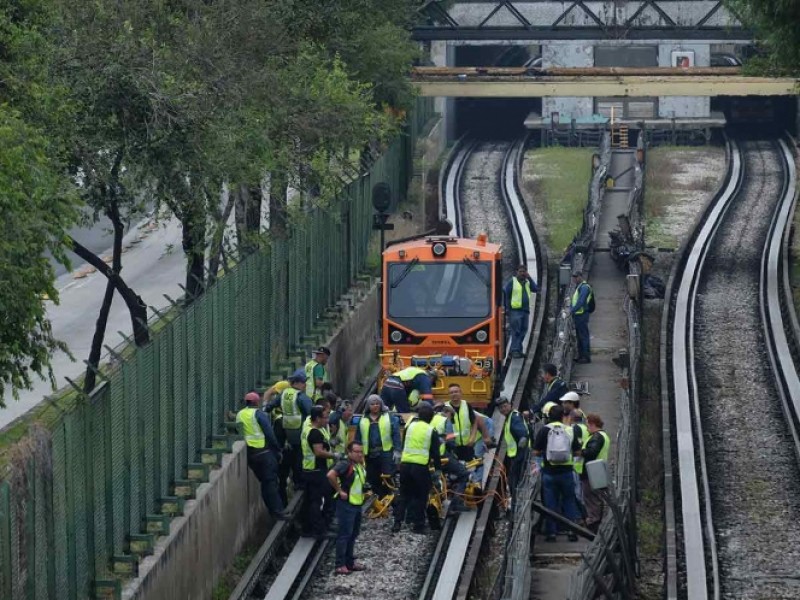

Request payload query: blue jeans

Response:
[542,470,581,535]
[573,312,591,359]
[335,500,362,568]
[509,310,529,354]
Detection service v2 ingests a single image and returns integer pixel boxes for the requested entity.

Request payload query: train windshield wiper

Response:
[390,257,420,288]
[462,257,490,288]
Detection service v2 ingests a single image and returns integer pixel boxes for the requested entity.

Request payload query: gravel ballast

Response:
[694,140,800,599]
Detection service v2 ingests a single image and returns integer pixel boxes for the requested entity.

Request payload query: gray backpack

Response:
[546,425,572,464]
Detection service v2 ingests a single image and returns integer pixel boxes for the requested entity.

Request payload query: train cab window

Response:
[387,261,492,333]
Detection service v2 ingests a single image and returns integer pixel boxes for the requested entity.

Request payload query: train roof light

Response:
[399,250,406,259]
[477,233,488,246]
[432,241,447,257]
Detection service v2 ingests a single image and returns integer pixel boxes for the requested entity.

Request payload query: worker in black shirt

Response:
[533,363,568,415]
[392,403,442,535]
[533,404,582,542]
[327,441,368,575]
[301,406,341,539]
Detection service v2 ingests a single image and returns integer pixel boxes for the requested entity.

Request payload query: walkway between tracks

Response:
[529,148,635,599]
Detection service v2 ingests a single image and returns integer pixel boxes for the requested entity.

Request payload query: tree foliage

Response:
[0,107,76,404]
[726,0,800,74]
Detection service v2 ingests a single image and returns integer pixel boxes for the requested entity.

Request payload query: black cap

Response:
[313,346,331,356]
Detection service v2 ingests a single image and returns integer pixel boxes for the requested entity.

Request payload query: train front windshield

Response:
[387,260,492,333]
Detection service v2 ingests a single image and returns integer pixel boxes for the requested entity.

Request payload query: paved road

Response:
[0,216,186,428]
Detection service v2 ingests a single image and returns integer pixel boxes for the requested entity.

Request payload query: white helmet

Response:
[559,391,580,403]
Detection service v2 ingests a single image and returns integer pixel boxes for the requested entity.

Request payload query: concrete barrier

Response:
[328,283,379,396]
[122,442,266,600]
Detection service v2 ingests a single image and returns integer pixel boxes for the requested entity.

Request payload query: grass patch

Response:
[524,147,595,254]
[210,537,262,600]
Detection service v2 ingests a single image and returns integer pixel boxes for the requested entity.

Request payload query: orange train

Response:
[379,234,506,407]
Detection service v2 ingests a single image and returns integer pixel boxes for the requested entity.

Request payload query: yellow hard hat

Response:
[273,380,291,393]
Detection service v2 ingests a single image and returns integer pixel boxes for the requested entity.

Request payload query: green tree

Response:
[726,0,800,74]
[0,107,76,405]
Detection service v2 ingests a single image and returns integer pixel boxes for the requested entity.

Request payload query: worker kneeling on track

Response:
[380,366,435,413]
[327,442,368,575]
[446,383,495,485]
[432,403,470,512]
[392,403,443,534]
[354,394,401,498]
[301,406,341,539]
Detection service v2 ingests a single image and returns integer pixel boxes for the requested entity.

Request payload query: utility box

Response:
[586,459,611,491]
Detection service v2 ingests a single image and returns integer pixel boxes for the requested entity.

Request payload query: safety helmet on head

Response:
[559,391,580,404]
[244,392,260,404]
[289,369,307,383]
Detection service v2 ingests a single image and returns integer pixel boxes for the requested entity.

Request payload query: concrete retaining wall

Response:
[123,285,379,600]
[122,442,266,600]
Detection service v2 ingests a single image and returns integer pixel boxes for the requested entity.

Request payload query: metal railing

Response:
[0,98,436,600]
[566,135,645,600]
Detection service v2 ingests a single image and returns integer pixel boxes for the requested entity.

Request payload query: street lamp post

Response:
[372,183,393,351]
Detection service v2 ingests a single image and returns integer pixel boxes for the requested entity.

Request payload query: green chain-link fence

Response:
[0,98,436,599]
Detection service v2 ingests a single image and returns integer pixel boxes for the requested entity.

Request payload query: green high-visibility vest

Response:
[281,388,302,430]
[305,359,329,401]
[431,413,447,456]
[359,413,393,454]
[301,425,333,471]
[401,420,433,465]
[503,410,520,458]
[580,430,610,472]
[347,463,367,506]
[510,278,532,310]
[573,423,590,474]
[447,401,473,446]
[395,367,427,382]
[571,282,593,316]
[236,408,265,449]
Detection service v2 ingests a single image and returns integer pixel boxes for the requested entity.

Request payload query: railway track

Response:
[666,137,800,600]
[230,135,543,600]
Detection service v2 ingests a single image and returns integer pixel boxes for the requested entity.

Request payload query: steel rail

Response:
[425,135,542,600]
[669,137,799,599]
[760,139,800,460]
[669,137,742,600]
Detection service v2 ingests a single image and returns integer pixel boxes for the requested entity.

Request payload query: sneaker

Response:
[348,563,366,572]
[545,535,557,542]
[568,533,579,542]
[391,522,402,533]
[334,566,351,576]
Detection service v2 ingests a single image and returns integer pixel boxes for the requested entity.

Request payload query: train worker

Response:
[496,397,529,512]
[533,405,582,542]
[392,403,443,534]
[261,380,291,503]
[305,346,331,401]
[503,264,539,359]
[570,271,594,364]
[568,409,589,512]
[268,370,314,486]
[580,413,611,532]
[301,406,341,539]
[533,364,568,415]
[446,383,494,463]
[381,366,435,413]
[354,395,401,498]
[432,403,470,512]
[327,441,368,575]
[236,392,289,520]
[329,399,354,454]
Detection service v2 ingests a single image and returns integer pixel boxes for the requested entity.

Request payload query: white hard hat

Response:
[559,391,580,403]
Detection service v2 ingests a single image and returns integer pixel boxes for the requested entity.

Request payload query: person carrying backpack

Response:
[570,271,594,364]
[533,404,582,542]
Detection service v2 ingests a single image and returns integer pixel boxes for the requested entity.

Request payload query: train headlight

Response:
[432,242,447,257]
[390,330,403,343]
[475,329,488,342]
